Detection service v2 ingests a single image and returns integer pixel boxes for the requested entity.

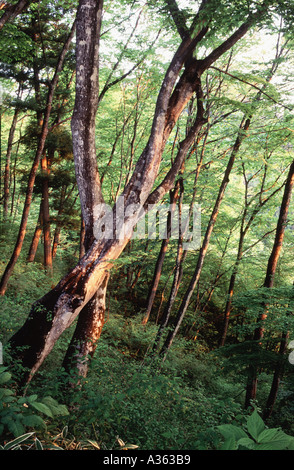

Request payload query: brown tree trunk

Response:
[41,153,52,272]
[3,106,20,220]
[62,0,107,378]
[219,231,245,347]
[0,22,76,295]
[142,179,182,325]
[245,159,294,408]
[0,0,32,30]
[52,186,66,259]
[263,331,289,421]
[27,200,43,262]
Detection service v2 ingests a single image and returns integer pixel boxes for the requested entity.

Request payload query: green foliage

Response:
[217,409,294,450]
[0,367,69,439]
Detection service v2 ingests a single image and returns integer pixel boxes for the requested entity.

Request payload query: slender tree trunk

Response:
[153,129,207,344]
[263,331,289,421]
[52,186,67,259]
[142,179,181,325]
[245,160,294,408]
[152,180,185,351]
[159,117,251,360]
[219,231,245,347]
[10,137,21,217]
[3,106,20,220]
[0,0,32,30]
[0,22,76,295]
[27,200,43,262]
[41,153,52,272]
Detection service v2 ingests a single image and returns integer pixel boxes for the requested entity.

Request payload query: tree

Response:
[245,159,294,408]
[6,0,292,388]
[0,10,76,293]
[0,0,32,31]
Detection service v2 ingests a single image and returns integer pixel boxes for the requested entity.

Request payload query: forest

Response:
[0,0,294,453]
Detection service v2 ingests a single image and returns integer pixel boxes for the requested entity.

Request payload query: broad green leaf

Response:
[257,428,282,443]
[220,437,237,450]
[27,394,38,403]
[7,419,25,438]
[23,414,46,429]
[41,396,69,416]
[257,429,294,450]
[247,410,265,441]
[30,401,53,418]
[217,424,248,441]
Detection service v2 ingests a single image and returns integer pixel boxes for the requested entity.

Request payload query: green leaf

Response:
[237,437,257,450]
[7,419,25,438]
[0,372,12,385]
[257,429,294,450]
[217,424,248,441]
[34,438,44,451]
[4,432,35,450]
[23,414,46,430]
[247,410,265,441]
[30,401,53,418]
[220,437,237,450]
[41,396,69,416]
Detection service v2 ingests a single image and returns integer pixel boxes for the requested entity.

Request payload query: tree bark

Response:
[27,200,43,262]
[3,106,20,220]
[41,153,52,272]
